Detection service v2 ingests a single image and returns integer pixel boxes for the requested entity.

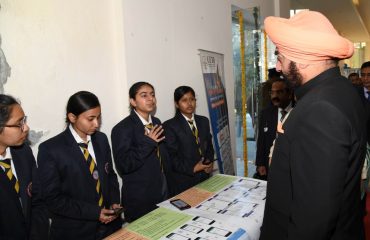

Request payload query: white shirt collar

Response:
[364,87,370,97]
[279,101,293,113]
[0,147,12,160]
[69,124,91,144]
[134,110,153,125]
[181,113,195,122]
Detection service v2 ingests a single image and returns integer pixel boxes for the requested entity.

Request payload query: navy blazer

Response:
[0,144,37,240]
[255,105,278,172]
[111,111,168,222]
[163,113,214,196]
[37,128,121,240]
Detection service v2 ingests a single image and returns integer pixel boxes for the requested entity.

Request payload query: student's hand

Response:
[99,208,116,224]
[193,160,211,173]
[110,203,122,210]
[257,166,267,176]
[204,162,214,174]
[146,124,165,142]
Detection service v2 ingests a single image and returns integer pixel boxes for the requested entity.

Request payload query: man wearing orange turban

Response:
[260,11,367,240]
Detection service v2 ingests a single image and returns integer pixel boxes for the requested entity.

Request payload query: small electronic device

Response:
[170,199,191,210]
[107,207,124,216]
[201,158,214,165]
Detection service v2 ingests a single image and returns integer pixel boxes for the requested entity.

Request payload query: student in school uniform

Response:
[163,86,214,196]
[37,91,122,240]
[0,94,44,240]
[111,81,168,222]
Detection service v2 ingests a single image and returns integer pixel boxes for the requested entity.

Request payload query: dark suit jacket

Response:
[260,67,366,240]
[111,111,167,222]
[355,85,370,145]
[163,113,214,196]
[37,129,121,240]
[255,105,278,173]
[0,144,36,240]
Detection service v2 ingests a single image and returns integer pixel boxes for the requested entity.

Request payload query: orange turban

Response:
[264,10,354,64]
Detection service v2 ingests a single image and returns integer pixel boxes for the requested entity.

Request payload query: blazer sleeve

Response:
[102,136,120,204]
[111,122,158,175]
[164,121,196,176]
[37,144,100,221]
[287,101,353,239]
[30,166,50,240]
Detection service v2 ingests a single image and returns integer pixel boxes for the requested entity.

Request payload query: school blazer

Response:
[37,129,120,240]
[0,144,35,240]
[111,111,167,222]
[163,113,214,196]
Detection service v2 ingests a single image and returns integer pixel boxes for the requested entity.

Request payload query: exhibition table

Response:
[104,174,266,240]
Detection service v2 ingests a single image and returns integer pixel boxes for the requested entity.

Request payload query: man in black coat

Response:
[260,11,366,240]
[255,78,293,180]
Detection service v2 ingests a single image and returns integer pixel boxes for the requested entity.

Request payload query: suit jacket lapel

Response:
[176,113,194,137]
[272,107,278,133]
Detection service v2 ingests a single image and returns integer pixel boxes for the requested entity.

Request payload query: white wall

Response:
[0,0,281,173]
[0,0,129,154]
[122,0,237,171]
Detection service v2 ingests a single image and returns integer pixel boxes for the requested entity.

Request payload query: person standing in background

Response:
[255,78,294,180]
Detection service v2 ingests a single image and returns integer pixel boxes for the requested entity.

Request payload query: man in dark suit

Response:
[260,11,366,240]
[0,94,41,239]
[255,78,293,180]
[360,61,370,144]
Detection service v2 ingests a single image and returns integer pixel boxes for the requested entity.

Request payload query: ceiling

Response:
[290,0,370,42]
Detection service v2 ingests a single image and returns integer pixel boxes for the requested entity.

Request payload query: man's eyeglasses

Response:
[3,116,28,132]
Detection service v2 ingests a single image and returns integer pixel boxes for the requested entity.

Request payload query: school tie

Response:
[78,143,103,207]
[145,124,163,171]
[188,120,202,156]
[280,110,288,122]
[0,158,19,194]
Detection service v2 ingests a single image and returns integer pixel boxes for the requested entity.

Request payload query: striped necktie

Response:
[145,124,163,171]
[78,143,103,207]
[188,120,202,156]
[0,158,19,194]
